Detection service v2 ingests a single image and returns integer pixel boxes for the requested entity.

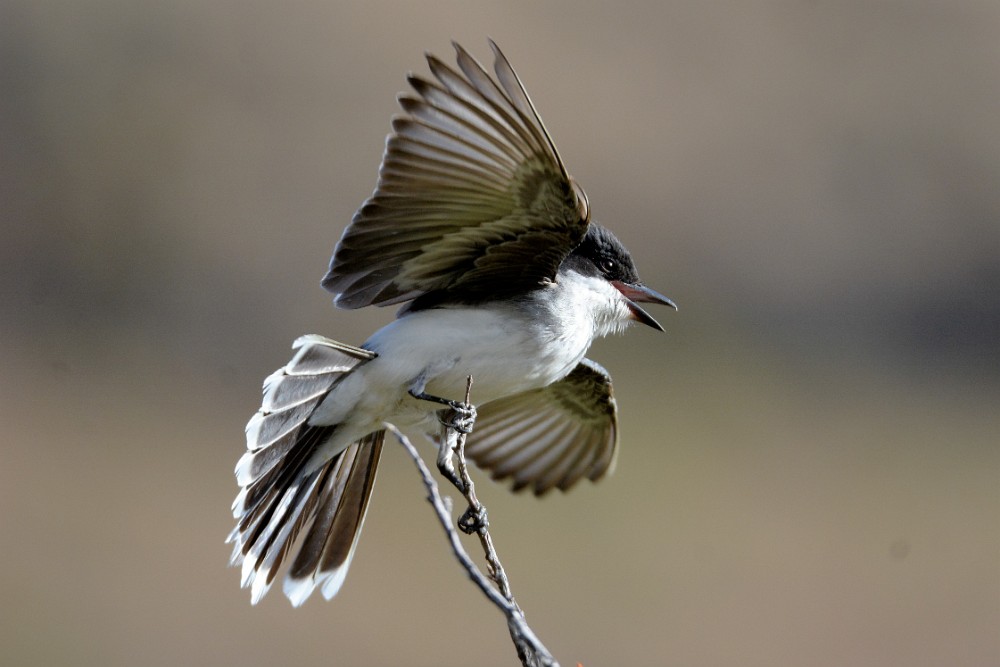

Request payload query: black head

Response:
[566,223,676,330]
[569,224,641,284]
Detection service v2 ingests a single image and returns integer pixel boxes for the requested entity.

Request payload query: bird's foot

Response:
[439,402,477,435]
[458,505,489,534]
[409,388,477,434]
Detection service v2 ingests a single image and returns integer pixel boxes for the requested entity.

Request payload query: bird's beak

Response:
[611,281,677,332]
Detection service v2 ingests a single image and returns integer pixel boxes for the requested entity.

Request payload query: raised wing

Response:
[464,358,618,495]
[323,40,591,309]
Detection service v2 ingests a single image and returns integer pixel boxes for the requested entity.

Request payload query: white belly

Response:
[369,304,592,403]
[302,271,631,474]
[310,300,595,435]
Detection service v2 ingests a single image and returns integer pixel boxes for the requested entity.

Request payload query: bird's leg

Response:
[409,378,477,492]
[434,426,464,491]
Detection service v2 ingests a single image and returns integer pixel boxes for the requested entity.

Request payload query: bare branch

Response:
[385,381,560,667]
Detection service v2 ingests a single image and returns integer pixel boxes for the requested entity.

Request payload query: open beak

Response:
[611,281,677,332]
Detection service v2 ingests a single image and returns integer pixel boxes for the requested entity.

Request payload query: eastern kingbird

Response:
[228,40,675,606]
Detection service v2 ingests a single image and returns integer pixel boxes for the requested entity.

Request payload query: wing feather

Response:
[322,41,590,309]
[431,52,542,154]
[403,81,530,160]
[465,359,619,495]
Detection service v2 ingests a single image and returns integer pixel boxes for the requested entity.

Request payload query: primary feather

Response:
[322,40,591,308]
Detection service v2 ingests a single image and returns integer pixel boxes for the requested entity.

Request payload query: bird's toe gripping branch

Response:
[408,388,478,435]
[440,401,477,435]
[408,386,479,491]
[458,505,489,534]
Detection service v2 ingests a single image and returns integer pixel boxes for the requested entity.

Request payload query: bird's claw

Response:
[458,505,488,534]
[440,401,477,434]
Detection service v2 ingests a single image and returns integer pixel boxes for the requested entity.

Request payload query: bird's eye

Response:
[599,258,616,275]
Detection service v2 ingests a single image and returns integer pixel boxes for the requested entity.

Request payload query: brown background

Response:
[2,2,998,665]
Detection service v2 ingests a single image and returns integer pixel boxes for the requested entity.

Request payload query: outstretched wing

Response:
[323,40,591,309]
[464,359,618,495]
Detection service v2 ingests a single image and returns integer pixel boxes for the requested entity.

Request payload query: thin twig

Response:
[385,389,560,667]
[449,379,517,603]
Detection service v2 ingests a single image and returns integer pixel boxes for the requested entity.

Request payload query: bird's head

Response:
[565,224,676,334]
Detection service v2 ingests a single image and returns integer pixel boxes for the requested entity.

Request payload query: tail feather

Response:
[232,426,334,603]
[260,368,335,413]
[228,335,381,605]
[285,430,384,606]
[235,425,330,528]
[235,427,298,487]
[244,401,320,453]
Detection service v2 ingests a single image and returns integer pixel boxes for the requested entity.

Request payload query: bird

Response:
[227,39,675,607]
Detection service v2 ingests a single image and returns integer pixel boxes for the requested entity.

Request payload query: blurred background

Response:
[2,1,997,665]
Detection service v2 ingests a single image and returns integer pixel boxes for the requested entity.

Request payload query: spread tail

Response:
[227,335,382,605]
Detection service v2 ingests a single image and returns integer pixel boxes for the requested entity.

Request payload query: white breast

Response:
[310,269,632,437]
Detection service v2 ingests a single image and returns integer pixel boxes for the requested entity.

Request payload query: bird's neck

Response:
[539,270,635,341]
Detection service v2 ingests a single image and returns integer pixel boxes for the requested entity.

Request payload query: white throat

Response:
[549,270,636,340]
